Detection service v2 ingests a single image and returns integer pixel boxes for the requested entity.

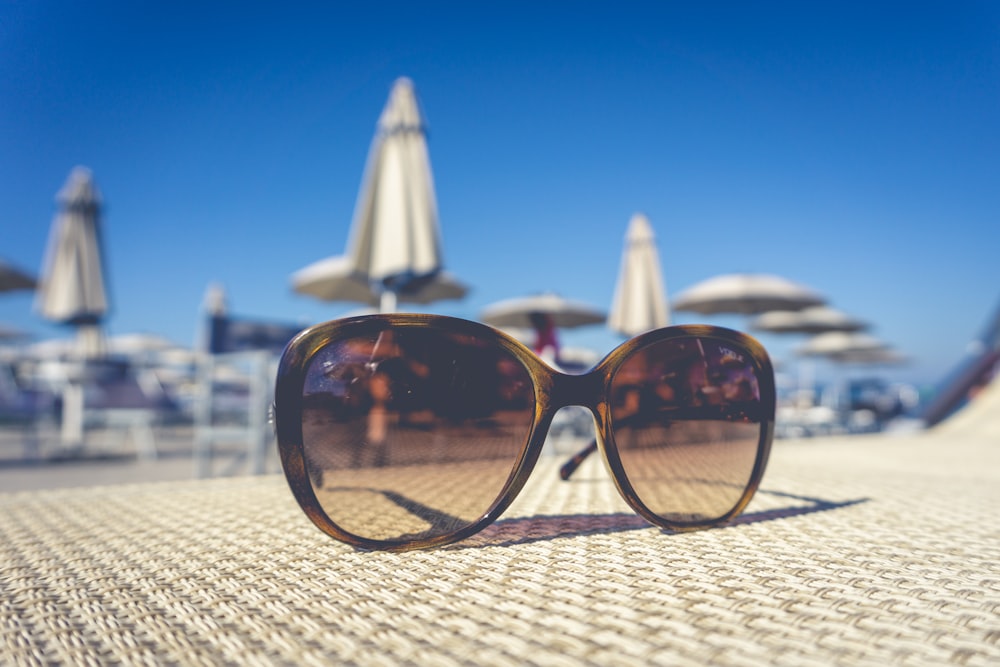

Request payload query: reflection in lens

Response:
[301,327,535,543]
[610,337,763,524]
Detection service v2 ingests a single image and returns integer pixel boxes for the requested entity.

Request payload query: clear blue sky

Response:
[2,2,998,390]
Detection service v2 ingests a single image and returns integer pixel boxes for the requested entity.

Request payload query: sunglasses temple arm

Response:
[558,439,598,481]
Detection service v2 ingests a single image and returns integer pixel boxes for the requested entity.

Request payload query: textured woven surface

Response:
[2,432,999,666]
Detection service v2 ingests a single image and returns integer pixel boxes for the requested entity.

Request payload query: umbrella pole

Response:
[798,358,815,406]
[60,379,84,450]
[380,290,397,314]
[78,324,106,358]
[78,325,107,359]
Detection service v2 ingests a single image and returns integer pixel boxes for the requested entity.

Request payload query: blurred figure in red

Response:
[529,312,560,365]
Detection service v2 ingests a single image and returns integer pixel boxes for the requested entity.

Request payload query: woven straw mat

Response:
[2,432,998,666]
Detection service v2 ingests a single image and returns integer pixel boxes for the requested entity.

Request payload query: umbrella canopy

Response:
[480,293,606,329]
[828,347,909,365]
[35,167,109,325]
[750,306,868,335]
[106,333,176,356]
[292,77,468,311]
[607,213,669,337]
[35,167,109,357]
[0,324,31,342]
[26,337,77,359]
[0,260,36,293]
[292,255,467,306]
[796,331,894,361]
[672,273,825,315]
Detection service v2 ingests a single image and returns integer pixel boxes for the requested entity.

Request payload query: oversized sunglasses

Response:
[274,314,775,551]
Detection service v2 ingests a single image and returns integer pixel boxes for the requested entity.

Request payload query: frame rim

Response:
[592,325,776,532]
[274,313,557,552]
[274,314,776,551]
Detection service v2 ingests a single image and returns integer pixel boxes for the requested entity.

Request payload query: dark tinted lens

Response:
[609,336,765,524]
[301,326,535,543]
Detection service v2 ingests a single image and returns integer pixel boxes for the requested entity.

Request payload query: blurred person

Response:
[529,312,560,365]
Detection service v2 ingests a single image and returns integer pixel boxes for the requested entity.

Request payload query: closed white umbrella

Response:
[607,213,669,337]
[35,166,111,449]
[292,77,468,312]
[35,166,109,358]
[673,273,825,315]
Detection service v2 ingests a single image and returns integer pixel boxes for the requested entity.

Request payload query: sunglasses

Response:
[274,314,775,551]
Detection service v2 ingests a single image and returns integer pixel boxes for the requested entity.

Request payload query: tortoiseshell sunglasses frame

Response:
[274,313,776,551]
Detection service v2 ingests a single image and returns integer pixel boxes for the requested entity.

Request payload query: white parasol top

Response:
[673,273,825,315]
[480,293,606,329]
[607,213,669,337]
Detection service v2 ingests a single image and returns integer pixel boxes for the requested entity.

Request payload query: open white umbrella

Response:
[828,347,908,365]
[673,273,825,315]
[750,306,868,335]
[796,331,896,361]
[106,333,176,356]
[480,293,607,330]
[752,306,870,404]
[0,324,30,342]
[293,255,467,306]
[607,213,669,337]
[35,166,109,358]
[292,77,469,312]
[481,293,605,370]
[0,260,36,293]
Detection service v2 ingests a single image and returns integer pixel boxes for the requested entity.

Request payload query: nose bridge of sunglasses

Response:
[541,371,609,477]
[547,370,606,412]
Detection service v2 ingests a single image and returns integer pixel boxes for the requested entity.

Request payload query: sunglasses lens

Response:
[609,336,767,524]
[300,326,535,544]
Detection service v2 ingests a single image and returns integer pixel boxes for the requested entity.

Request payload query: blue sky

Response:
[2,2,998,389]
